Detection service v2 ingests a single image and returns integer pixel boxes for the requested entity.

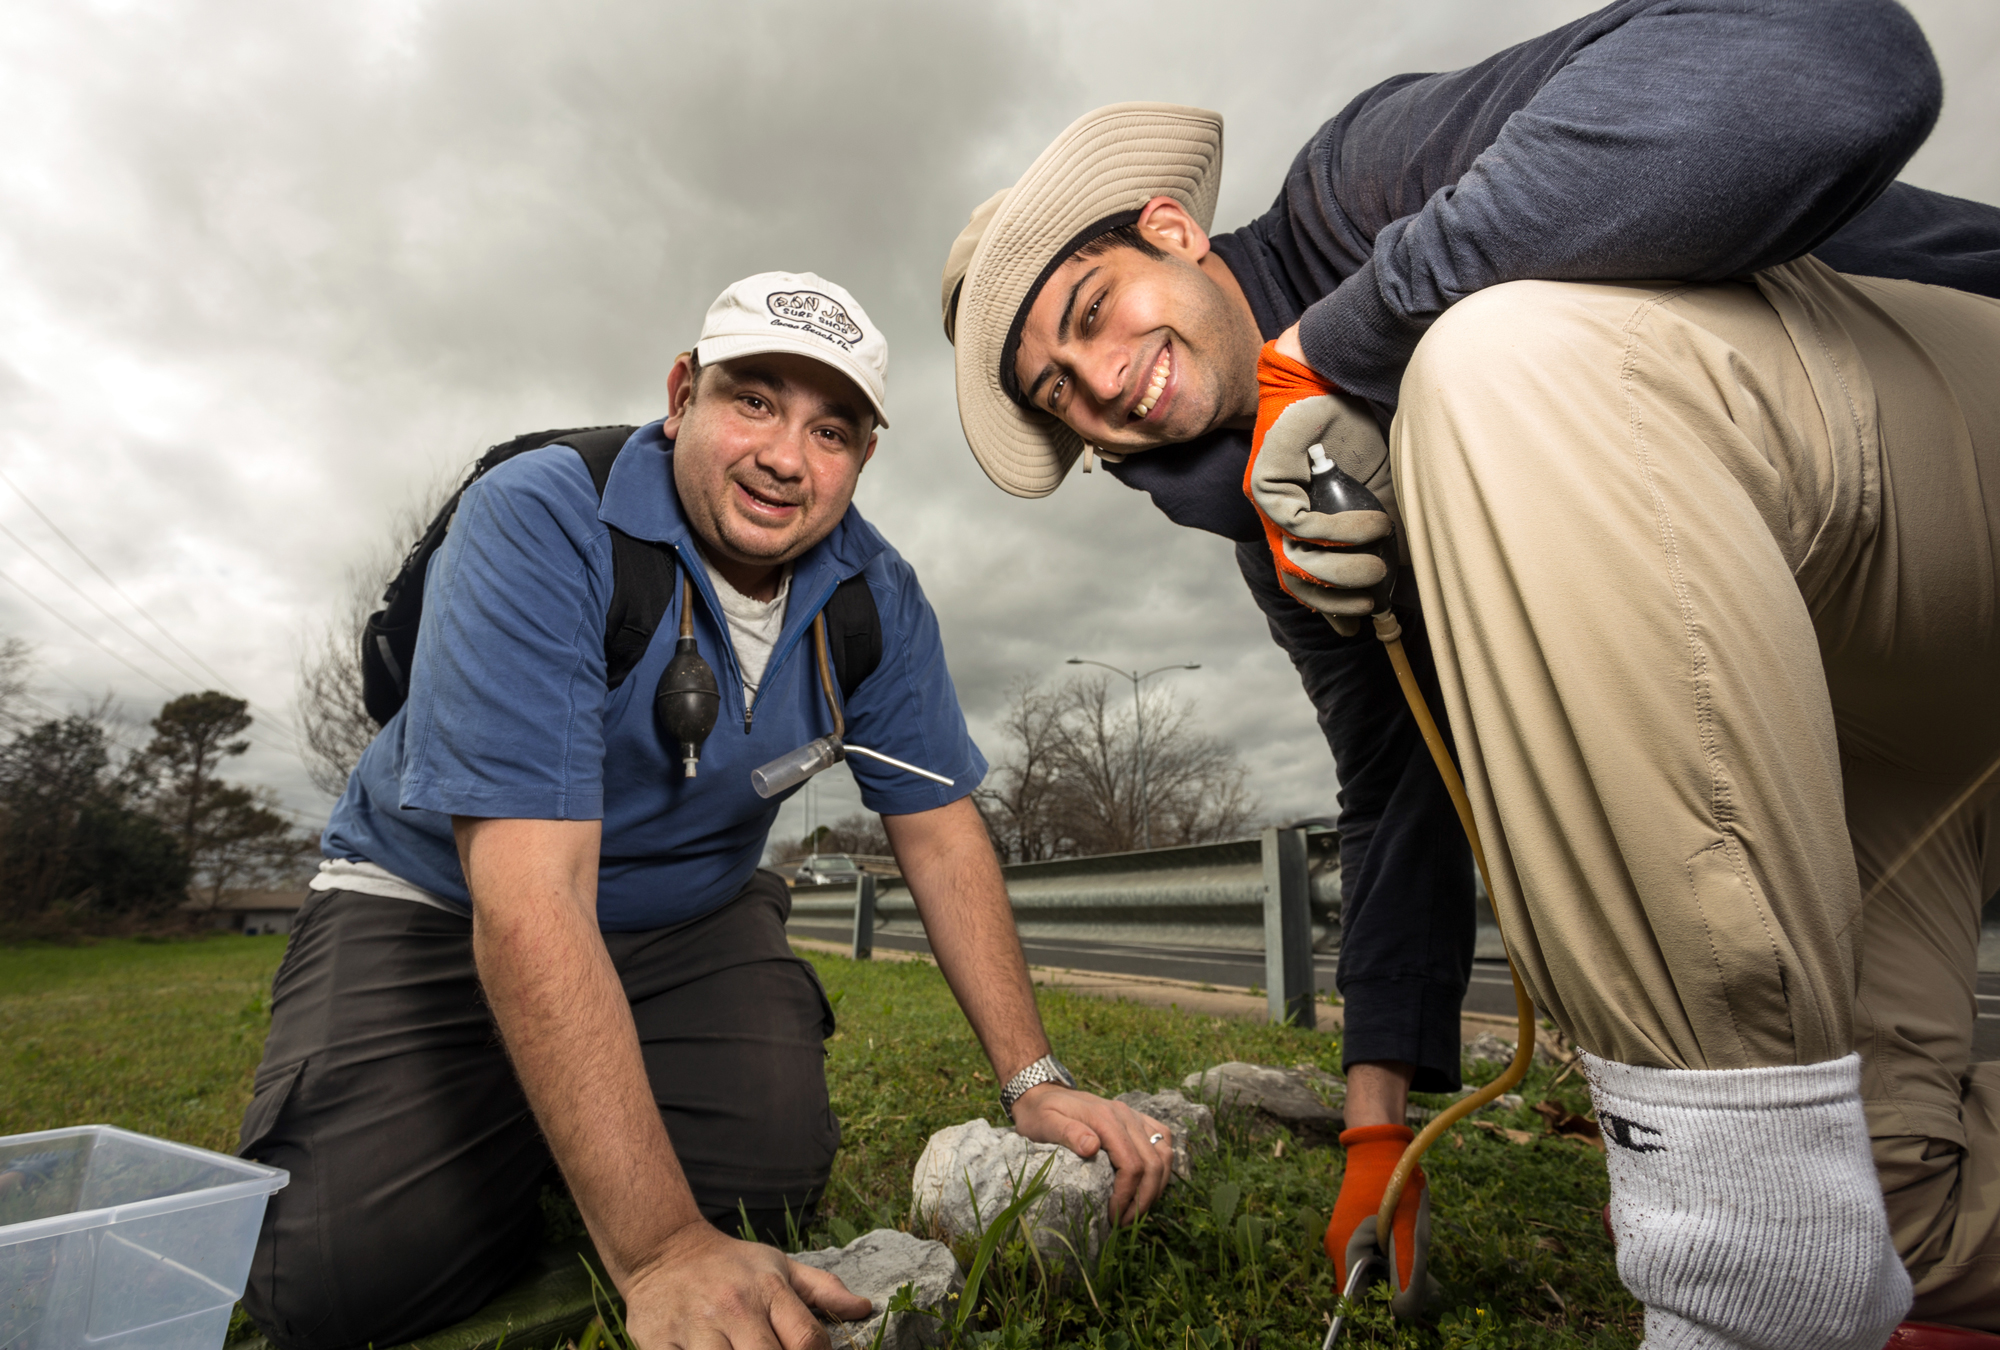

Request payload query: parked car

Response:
[792,854,861,886]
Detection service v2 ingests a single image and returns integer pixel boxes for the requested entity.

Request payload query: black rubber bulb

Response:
[1306,445,1396,614]
[655,635,720,777]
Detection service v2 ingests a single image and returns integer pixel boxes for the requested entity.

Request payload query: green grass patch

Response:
[797,950,1638,1349]
[0,937,1638,1347]
[0,935,285,1153]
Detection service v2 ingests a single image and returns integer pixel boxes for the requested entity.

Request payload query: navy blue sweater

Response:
[1108,0,2000,542]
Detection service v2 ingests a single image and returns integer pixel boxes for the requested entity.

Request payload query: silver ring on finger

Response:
[1149,1133,1165,1145]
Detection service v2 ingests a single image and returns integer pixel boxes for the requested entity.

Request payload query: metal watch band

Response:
[1000,1054,1075,1118]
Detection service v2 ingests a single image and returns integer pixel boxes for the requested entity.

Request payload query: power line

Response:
[0,534,304,758]
[0,466,302,739]
[0,523,303,761]
[0,568,188,700]
[0,569,294,760]
[0,520,217,696]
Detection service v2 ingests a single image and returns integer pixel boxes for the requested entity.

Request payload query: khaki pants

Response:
[1392,258,2000,1326]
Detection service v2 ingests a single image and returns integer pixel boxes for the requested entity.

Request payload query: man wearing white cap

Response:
[943,2,2000,1345]
[240,271,1174,1350]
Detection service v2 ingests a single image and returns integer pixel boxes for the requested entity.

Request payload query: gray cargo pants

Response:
[236,870,838,1350]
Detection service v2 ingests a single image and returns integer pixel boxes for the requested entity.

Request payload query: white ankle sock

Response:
[1583,1051,1908,1350]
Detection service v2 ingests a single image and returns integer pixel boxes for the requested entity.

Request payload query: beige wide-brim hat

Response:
[941,102,1223,498]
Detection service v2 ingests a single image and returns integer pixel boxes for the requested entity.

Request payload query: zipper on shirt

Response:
[678,543,842,740]
[742,571,844,737]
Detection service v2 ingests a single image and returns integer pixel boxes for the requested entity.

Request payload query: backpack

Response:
[359,426,882,727]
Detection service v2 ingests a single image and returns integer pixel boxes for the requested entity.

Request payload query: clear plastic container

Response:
[0,1125,287,1350]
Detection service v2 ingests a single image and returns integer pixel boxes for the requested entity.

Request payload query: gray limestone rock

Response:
[792,1228,962,1350]
[1463,1031,1560,1068]
[910,1119,1112,1271]
[1182,1061,1347,1144]
[1113,1089,1216,1178]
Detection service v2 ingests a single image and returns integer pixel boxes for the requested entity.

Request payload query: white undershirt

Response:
[319,556,792,909]
[701,554,792,704]
[309,857,458,911]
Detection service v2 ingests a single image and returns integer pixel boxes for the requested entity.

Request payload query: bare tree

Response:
[771,812,892,865]
[295,572,383,797]
[972,678,1077,863]
[977,674,1258,862]
[294,478,458,796]
[0,636,34,735]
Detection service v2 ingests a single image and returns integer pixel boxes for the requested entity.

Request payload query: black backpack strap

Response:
[360,424,663,726]
[822,573,883,702]
[558,426,633,496]
[600,529,676,691]
[546,428,676,692]
[360,458,492,725]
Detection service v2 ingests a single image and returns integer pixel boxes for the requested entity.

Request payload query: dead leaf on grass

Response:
[1470,1119,1535,1145]
[1532,1099,1604,1150]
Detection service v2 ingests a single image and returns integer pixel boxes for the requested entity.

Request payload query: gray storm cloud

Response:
[0,0,1993,841]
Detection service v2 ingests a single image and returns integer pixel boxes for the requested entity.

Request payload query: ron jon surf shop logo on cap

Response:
[766,290,865,351]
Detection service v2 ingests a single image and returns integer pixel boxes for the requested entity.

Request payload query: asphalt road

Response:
[787,920,2000,1062]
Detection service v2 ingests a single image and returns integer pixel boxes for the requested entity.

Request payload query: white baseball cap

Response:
[696,271,890,428]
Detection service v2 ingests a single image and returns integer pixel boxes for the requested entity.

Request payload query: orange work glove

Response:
[1326,1123,1431,1311]
[1242,341,1397,633]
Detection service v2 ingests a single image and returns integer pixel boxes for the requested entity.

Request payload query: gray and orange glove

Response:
[1326,1124,1436,1319]
[1243,342,1397,636]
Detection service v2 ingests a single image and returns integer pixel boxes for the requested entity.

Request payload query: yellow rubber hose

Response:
[812,612,846,742]
[1369,610,1538,1244]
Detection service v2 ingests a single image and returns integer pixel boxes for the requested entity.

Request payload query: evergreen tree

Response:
[0,715,189,920]
[133,691,308,905]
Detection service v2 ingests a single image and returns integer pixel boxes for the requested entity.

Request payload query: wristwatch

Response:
[1000,1053,1076,1119]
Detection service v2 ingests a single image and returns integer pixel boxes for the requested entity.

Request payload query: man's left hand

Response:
[1010,1085,1174,1224]
[1244,328,1397,633]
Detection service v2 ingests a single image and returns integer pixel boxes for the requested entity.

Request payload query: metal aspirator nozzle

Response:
[750,736,955,799]
[655,633,721,777]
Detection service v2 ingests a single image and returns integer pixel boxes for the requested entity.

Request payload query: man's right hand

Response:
[625,1223,872,1350]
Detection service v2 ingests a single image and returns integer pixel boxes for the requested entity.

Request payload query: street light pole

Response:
[1065,657,1201,850]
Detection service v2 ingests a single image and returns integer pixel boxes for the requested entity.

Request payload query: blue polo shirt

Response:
[321,421,987,931]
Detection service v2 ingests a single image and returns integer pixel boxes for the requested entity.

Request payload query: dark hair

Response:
[1000,216,1166,408]
[1069,222,1167,265]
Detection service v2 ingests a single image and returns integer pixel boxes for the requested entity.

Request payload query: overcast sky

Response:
[2,0,1996,847]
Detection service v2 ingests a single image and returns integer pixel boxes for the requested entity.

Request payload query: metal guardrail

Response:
[788,832,1343,942]
[790,837,2000,1027]
[790,828,1346,1027]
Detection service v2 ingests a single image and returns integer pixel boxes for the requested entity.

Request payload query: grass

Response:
[0,934,285,1152]
[796,951,1638,1349]
[0,936,1639,1348]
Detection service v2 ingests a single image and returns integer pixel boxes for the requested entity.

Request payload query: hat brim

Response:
[953,103,1222,498]
[698,331,890,429]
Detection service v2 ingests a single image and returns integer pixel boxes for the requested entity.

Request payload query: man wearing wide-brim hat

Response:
[942,2,2000,1344]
